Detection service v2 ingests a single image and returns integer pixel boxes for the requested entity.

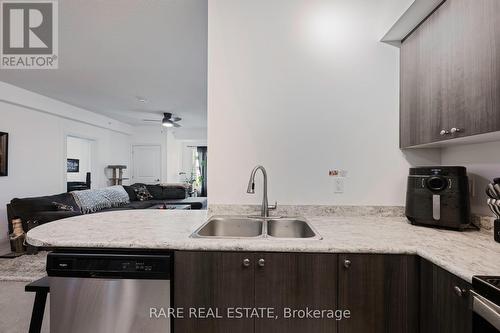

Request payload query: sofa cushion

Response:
[30,211,81,224]
[130,183,187,200]
[53,201,75,211]
[145,185,164,200]
[124,200,165,209]
[161,184,188,200]
[123,185,138,201]
[134,185,153,201]
[10,193,79,216]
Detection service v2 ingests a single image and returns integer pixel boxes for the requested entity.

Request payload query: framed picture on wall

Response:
[0,132,8,177]
[67,158,80,173]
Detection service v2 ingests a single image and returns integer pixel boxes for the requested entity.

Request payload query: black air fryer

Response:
[405,166,470,230]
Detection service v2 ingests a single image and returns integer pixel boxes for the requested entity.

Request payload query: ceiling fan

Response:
[143,112,182,128]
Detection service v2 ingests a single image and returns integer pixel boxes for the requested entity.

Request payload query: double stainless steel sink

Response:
[193,166,322,240]
[191,216,322,240]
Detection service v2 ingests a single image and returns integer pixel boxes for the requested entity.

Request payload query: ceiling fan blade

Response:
[143,119,161,122]
[173,123,181,128]
[172,117,182,122]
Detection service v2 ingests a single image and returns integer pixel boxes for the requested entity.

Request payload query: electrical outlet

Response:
[334,178,345,193]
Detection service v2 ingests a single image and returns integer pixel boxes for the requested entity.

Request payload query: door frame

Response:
[131,144,163,184]
[63,133,98,192]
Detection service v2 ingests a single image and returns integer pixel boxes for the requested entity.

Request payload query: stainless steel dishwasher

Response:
[47,251,172,333]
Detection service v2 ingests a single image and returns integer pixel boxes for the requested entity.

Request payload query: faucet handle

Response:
[269,201,278,210]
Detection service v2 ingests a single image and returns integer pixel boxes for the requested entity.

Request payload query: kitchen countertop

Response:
[25,210,500,283]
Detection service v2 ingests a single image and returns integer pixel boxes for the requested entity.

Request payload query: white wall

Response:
[208,0,439,206]
[66,136,92,182]
[0,85,131,244]
[166,131,183,183]
[441,141,500,216]
[0,82,133,134]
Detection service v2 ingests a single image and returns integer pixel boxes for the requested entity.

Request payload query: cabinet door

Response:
[420,259,472,333]
[337,254,419,333]
[400,0,500,147]
[400,13,444,148]
[400,0,469,147]
[174,251,255,333]
[254,253,338,333]
[462,0,500,136]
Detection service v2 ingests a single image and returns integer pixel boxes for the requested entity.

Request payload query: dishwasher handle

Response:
[471,290,500,331]
[47,252,173,280]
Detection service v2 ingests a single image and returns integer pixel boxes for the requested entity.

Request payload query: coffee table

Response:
[148,204,191,210]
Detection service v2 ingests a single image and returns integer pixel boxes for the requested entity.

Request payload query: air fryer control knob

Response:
[426,176,448,192]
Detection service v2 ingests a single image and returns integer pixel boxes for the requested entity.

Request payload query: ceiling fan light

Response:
[162,119,174,127]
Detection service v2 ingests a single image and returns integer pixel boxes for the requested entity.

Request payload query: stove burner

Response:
[485,278,500,289]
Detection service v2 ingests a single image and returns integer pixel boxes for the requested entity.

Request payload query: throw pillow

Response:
[53,202,74,211]
[134,185,153,201]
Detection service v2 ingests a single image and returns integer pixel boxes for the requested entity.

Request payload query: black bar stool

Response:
[25,276,49,333]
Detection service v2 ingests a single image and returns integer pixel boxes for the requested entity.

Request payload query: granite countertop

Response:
[24,209,500,283]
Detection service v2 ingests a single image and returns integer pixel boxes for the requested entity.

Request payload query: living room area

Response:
[0,0,208,256]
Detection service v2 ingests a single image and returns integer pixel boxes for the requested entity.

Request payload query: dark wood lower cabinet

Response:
[174,251,338,333]
[174,252,472,333]
[337,254,419,333]
[254,253,338,333]
[420,258,472,333]
[174,251,255,333]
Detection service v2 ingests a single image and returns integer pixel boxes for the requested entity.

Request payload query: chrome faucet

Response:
[246,165,277,217]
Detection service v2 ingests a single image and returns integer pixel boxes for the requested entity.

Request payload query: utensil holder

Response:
[495,220,500,243]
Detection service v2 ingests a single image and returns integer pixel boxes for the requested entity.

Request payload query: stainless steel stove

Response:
[472,276,500,332]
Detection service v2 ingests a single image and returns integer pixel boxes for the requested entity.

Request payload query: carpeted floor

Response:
[0,252,47,282]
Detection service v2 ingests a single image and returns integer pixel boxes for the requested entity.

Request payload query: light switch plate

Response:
[334,178,345,193]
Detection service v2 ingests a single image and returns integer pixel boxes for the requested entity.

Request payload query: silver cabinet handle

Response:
[343,259,351,269]
[440,129,450,136]
[450,127,462,134]
[242,258,251,267]
[258,259,265,267]
[454,285,466,297]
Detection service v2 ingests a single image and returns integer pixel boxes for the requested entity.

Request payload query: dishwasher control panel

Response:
[47,252,172,279]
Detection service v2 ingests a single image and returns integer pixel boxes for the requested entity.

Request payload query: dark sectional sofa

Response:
[6,184,207,235]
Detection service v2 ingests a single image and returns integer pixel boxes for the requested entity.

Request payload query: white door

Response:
[131,145,161,184]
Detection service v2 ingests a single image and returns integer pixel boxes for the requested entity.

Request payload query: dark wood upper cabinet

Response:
[420,258,472,333]
[254,253,338,333]
[337,254,419,333]
[400,0,500,148]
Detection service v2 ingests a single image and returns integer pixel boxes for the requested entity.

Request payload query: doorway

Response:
[131,145,162,184]
[66,136,94,192]
[180,144,207,197]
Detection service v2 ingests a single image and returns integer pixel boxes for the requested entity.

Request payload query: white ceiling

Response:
[0,0,208,128]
